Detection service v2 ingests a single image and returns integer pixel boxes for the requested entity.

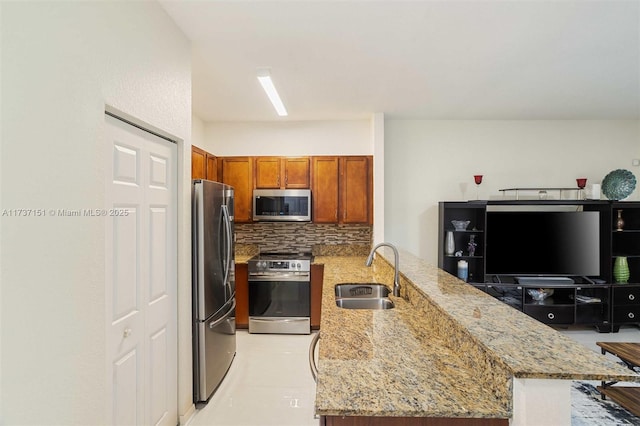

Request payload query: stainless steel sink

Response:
[334,283,391,298]
[335,297,395,310]
[334,283,394,310]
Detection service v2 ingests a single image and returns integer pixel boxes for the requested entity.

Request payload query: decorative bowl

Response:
[451,220,470,231]
[527,288,554,302]
[602,169,637,201]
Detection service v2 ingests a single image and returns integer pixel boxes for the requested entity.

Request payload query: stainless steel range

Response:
[247,252,312,334]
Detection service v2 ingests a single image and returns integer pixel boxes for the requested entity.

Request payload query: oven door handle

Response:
[248,273,310,282]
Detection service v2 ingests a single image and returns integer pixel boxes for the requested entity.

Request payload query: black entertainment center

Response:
[438,200,640,332]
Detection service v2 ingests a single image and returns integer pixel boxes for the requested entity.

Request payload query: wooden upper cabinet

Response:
[191,146,207,179]
[340,156,372,224]
[312,156,340,223]
[206,153,217,181]
[312,155,372,224]
[254,157,281,188]
[220,157,253,223]
[255,157,310,189]
[284,157,311,188]
[192,145,218,181]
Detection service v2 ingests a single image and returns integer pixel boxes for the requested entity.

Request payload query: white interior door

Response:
[105,114,177,426]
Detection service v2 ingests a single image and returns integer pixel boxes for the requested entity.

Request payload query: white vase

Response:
[445,231,455,255]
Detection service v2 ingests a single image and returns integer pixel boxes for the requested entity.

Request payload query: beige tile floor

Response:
[187,326,639,426]
[188,331,318,426]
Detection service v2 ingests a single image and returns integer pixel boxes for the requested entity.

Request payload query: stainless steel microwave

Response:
[253,189,312,222]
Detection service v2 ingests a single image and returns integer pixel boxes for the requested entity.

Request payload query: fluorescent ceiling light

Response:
[257,68,288,117]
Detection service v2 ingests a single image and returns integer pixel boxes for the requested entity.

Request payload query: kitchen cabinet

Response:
[312,156,372,224]
[312,157,340,222]
[311,264,324,329]
[255,156,310,189]
[206,152,218,181]
[191,145,207,179]
[191,145,218,180]
[220,157,253,223]
[340,156,372,224]
[235,263,248,328]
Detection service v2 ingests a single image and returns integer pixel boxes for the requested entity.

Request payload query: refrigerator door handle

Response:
[221,204,233,298]
[209,298,236,329]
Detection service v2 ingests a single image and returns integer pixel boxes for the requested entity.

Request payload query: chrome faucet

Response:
[365,242,400,297]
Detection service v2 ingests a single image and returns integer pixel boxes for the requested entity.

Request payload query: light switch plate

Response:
[633,159,640,166]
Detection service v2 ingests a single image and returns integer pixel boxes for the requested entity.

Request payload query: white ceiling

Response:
[160,0,640,122]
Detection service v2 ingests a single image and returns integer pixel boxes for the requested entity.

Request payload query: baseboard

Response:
[179,403,196,425]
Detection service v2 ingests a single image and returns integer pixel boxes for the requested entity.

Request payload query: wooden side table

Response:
[596,342,640,417]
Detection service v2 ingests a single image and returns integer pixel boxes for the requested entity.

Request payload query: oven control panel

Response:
[248,256,311,274]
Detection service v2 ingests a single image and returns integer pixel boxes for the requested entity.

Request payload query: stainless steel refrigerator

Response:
[192,179,236,404]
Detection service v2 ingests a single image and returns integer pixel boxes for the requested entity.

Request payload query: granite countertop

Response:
[314,248,639,419]
[235,254,253,264]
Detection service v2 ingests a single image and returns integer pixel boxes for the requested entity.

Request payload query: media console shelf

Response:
[499,187,584,200]
[438,200,640,332]
[481,280,611,332]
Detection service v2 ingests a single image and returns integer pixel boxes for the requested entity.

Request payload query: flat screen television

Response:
[485,211,600,277]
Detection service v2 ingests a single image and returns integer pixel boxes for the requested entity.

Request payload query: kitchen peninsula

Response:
[313,247,639,425]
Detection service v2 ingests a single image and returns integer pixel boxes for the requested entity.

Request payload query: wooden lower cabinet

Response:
[311,264,324,329]
[320,416,508,426]
[235,263,249,328]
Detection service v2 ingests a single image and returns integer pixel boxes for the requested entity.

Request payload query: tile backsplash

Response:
[235,222,372,254]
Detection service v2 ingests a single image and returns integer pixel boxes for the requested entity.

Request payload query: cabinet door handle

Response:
[629,294,635,301]
[629,312,635,319]
[547,313,555,320]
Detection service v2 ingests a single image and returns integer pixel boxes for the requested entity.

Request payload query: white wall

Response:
[384,120,640,264]
[372,113,385,245]
[1,2,191,424]
[192,114,206,149]
[205,120,373,156]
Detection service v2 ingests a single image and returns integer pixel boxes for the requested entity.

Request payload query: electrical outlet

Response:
[633,159,640,167]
